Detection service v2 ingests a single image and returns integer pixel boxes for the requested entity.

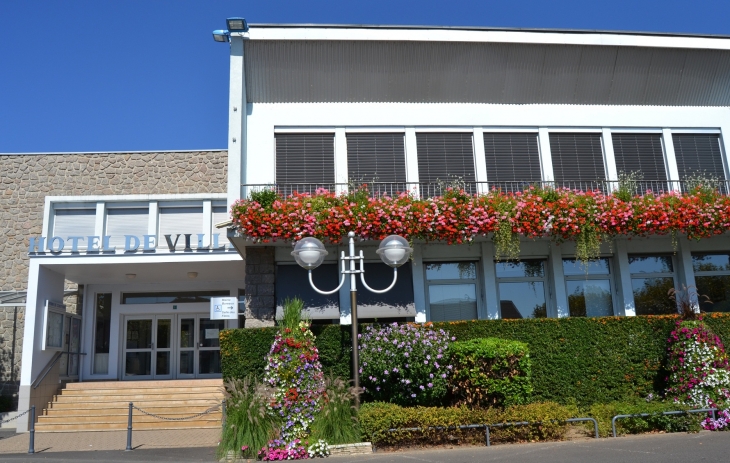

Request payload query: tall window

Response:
[158,206,204,247]
[612,133,668,193]
[692,253,730,313]
[276,264,340,320]
[496,260,548,319]
[105,207,149,248]
[425,262,479,321]
[52,207,96,249]
[550,133,606,189]
[483,132,542,192]
[212,204,230,247]
[564,258,614,317]
[629,255,676,315]
[416,133,476,196]
[275,133,335,195]
[347,133,407,196]
[93,293,112,375]
[673,134,726,191]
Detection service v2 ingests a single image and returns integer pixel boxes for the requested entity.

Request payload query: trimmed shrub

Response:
[449,338,532,407]
[587,398,702,437]
[220,314,730,407]
[359,323,453,406]
[359,401,577,447]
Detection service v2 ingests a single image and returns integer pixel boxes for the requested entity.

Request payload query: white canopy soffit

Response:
[243,39,730,106]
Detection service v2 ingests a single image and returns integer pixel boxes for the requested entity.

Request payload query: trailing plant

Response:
[310,376,361,444]
[359,322,454,406]
[614,171,643,202]
[449,338,532,407]
[701,407,730,430]
[218,377,280,460]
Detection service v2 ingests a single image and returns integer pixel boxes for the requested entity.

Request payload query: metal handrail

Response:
[31,351,87,389]
[611,408,716,437]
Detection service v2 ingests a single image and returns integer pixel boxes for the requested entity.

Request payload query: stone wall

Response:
[244,247,276,327]
[0,150,228,392]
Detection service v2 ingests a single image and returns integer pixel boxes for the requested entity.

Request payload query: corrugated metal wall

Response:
[244,41,730,105]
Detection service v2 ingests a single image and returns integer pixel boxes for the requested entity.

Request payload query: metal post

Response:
[221,400,227,430]
[348,232,360,407]
[485,425,490,447]
[28,406,35,454]
[126,402,133,451]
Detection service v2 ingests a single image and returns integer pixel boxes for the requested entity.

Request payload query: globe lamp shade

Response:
[376,235,412,268]
[291,237,328,269]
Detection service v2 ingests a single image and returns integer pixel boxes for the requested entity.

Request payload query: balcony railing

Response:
[241,180,730,199]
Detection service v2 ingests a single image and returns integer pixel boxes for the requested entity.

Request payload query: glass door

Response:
[123,316,173,380]
[178,317,196,378]
[177,315,223,378]
[59,314,82,379]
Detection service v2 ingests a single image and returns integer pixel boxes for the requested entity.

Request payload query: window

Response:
[52,208,96,244]
[692,253,730,313]
[496,260,548,319]
[425,262,479,321]
[357,262,415,319]
[563,258,614,317]
[121,291,229,304]
[673,134,726,181]
[347,133,407,196]
[276,264,340,320]
[93,293,112,374]
[550,133,606,189]
[158,206,204,246]
[629,255,676,315]
[105,207,149,248]
[275,133,335,195]
[212,204,230,247]
[483,133,542,192]
[416,133,476,196]
[612,133,668,192]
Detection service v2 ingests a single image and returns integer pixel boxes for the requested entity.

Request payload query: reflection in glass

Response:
[180,319,195,348]
[496,260,545,278]
[156,352,171,375]
[429,284,477,321]
[46,311,64,349]
[199,319,224,348]
[157,319,171,349]
[199,351,222,374]
[629,256,673,274]
[426,262,477,280]
[125,352,151,376]
[179,351,194,375]
[567,280,613,317]
[696,276,730,312]
[94,293,112,374]
[632,277,676,315]
[563,258,610,276]
[499,282,547,319]
[126,320,152,349]
[692,254,730,272]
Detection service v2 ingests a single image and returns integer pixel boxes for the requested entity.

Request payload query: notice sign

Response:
[210,297,237,320]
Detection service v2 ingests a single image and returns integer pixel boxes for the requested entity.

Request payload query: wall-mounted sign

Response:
[210,297,238,320]
[28,233,234,255]
[42,300,66,351]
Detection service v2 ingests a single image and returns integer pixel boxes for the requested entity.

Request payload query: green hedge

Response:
[220,314,730,407]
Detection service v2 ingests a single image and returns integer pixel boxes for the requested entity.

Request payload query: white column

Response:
[676,239,698,308]
[613,239,636,316]
[480,242,500,319]
[662,129,680,191]
[404,128,420,197]
[411,244,427,323]
[473,128,488,194]
[148,201,159,248]
[228,36,246,205]
[719,126,730,180]
[549,243,569,318]
[538,128,554,183]
[602,129,618,193]
[203,200,212,247]
[334,128,349,195]
[94,202,105,237]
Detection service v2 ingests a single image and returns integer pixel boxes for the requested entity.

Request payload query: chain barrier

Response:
[131,403,222,421]
[0,407,30,424]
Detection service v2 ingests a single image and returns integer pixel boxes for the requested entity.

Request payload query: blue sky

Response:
[2,1,730,153]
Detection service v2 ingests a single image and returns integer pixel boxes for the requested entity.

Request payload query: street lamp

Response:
[292,232,412,400]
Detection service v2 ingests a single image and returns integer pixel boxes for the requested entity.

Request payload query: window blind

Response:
[158,207,204,245]
[416,132,475,195]
[612,133,667,181]
[549,133,606,187]
[275,133,335,193]
[212,206,230,247]
[483,133,542,190]
[673,134,726,180]
[346,133,406,182]
[106,208,149,248]
[53,209,96,241]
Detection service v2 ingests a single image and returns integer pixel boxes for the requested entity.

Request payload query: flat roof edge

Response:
[0,149,227,156]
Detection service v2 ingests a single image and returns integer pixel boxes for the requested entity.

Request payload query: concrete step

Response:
[60,386,222,396]
[43,405,220,416]
[35,420,220,432]
[38,412,222,424]
[64,379,223,389]
[53,392,221,402]
[48,399,221,409]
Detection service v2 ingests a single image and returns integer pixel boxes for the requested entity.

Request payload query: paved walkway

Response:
[0,428,220,453]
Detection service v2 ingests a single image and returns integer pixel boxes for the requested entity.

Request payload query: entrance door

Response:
[177,316,224,378]
[123,316,173,380]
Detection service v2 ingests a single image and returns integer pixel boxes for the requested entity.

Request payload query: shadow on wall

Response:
[1,306,23,412]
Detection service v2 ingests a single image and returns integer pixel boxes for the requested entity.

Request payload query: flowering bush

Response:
[702,408,730,430]
[307,439,330,458]
[665,319,730,409]
[231,185,730,263]
[258,438,309,461]
[264,320,325,440]
[359,322,453,406]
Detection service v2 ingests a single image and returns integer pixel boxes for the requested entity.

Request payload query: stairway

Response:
[35,379,224,432]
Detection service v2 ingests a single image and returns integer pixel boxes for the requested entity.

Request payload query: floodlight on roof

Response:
[226,17,248,32]
[212,30,230,43]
